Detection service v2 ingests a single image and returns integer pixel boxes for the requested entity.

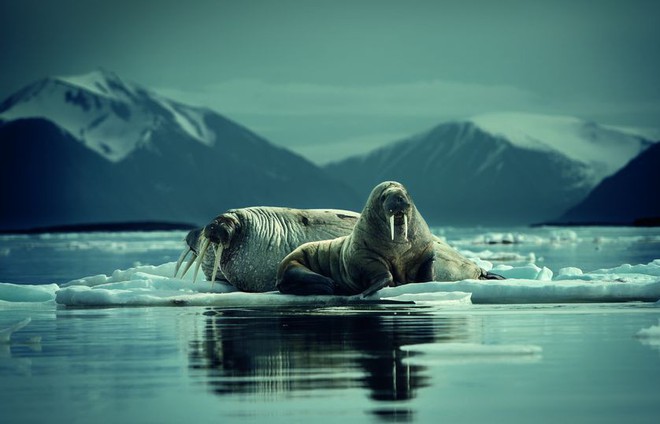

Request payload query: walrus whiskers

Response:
[192,237,210,283]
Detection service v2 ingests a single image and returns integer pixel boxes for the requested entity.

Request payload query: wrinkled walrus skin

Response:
[276,181,493,296]
[175,207,359,292]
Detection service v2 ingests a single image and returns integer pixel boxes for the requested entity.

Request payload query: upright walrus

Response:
[277,181,494,296]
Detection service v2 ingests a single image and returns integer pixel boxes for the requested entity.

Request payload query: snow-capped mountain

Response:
[326,113,653,225]
[468,113,654,185]
[0,70,219,162]
[0,70,359,231]
[553,141,660,225]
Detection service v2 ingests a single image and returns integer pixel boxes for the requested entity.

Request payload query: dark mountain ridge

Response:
[552,141,660,225]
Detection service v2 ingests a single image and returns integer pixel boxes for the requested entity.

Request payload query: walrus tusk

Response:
[192,237,210,283]
[211,243,222,283]
[174,247,192,277]
[389,214,395,241]
[404,214,408,241]
[179,252,197,278]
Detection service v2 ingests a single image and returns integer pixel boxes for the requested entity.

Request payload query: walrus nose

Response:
[385,194,410,214]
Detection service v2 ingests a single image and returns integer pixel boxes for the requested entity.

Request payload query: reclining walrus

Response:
[175,207,359,292]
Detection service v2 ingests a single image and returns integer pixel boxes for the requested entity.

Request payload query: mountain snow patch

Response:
[0,70,216,162]
[469,112,651,178]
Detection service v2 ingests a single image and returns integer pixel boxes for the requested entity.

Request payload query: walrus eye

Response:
[206,217,236,247]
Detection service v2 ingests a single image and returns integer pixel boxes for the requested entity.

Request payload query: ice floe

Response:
[0,259,659,307]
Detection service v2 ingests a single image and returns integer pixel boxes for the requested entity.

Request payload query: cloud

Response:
[293,132,411,165]
[156,79,542,118]
[155,78,660,165]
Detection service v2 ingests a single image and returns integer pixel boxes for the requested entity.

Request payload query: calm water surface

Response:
[1,304,659,423]
[1,226,660,285]
[1,227,660,423]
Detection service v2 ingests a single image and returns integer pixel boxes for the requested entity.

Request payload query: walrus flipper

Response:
[481,271,505,280]
[359,276,392,298]
[415,256,435,282]
[277,261,337,295]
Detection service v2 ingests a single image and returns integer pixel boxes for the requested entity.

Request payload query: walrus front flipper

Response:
[278,261,337,295]
[360,277,392,298]
[415,256,435,282]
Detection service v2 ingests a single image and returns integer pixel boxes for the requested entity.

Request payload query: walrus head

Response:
[174,212,242,283]
[370,181,413,242]
[199,213,241,282]
[205,213,240,249]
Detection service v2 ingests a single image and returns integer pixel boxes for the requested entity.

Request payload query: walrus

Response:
[174,207,359,292]
[276,181,497,296]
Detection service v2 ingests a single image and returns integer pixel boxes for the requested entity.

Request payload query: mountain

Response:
[552,141,660,225]
[326,113,653,225]
[0,70,359,231]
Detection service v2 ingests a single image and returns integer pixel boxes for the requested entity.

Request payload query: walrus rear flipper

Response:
[277,261,337,295]
[481,271,505,280]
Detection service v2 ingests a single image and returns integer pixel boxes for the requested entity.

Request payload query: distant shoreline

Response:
[0,221,198,234]
[533,216,660,228]
[2,218,658,234]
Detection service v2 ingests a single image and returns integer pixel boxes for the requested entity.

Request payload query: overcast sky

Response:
[2,0,659,163]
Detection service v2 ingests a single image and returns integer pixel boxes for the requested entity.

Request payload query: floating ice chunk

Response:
[460,248,536,263]
[591,260,660,277]
[457,231,558,246]
[400,342,542,365]
[379,287,472,306]
[468,256,493,272]
[0,283,59,304]
[401,342,542,355]
[62,262,187,287]
[549,229,579,243]
[485,233,515,244]
[537,266,554,280]
[554,260,660,283]
[637,320,660,351]
[0,317,31,343]
[637,320,660,338]
[491,263,553,280]
[557,267,584,278]
[424,276,660,304]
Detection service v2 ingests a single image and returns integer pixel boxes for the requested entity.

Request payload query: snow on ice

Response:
[1,259,659,307]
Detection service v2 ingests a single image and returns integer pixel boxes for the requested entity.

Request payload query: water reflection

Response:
[188,308,473,403]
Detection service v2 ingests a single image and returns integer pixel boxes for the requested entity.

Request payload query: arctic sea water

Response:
[1,226,660,423]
